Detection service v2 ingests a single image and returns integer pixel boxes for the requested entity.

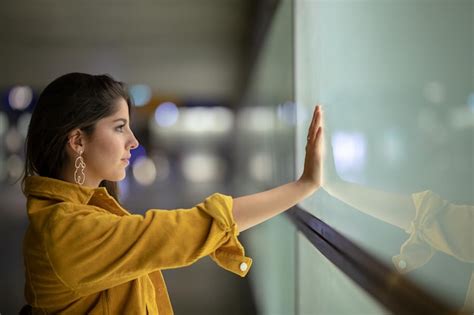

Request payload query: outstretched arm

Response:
[233,105,323,232]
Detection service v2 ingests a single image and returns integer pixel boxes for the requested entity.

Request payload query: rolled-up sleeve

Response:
[392,190,474,274]
[44,193,252,296]
[201,193,253,277]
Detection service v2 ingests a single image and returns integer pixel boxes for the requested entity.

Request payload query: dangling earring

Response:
[74,150,86,185]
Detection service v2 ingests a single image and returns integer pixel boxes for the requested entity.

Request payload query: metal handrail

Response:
[286,206,460,315]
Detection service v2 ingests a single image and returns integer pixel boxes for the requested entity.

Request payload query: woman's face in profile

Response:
[82,98,139,183]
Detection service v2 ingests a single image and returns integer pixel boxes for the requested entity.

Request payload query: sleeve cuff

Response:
[199,193,253,277]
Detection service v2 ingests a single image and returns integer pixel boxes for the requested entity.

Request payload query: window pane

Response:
[236,1,296,314]
[298,234,387,314]
[295,0,473,312]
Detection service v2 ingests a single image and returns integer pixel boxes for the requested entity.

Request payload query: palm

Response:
[299,105,324,189]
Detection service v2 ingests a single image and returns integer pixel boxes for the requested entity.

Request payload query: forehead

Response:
[106,98,130,121]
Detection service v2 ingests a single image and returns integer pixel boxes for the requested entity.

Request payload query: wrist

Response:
[296,178,320,197]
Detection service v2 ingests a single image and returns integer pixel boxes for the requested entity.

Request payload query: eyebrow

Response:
[112,118,128,124]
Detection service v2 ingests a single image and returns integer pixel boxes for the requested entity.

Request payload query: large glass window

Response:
[235,1,296,314]
[295,0,473,312]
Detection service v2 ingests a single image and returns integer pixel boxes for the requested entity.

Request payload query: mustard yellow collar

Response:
[24,175,109,205]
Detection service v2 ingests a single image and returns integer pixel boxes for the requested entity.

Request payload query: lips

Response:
[121,155,131,165]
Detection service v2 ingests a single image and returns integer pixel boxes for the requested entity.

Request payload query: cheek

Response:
[90,136,122,161]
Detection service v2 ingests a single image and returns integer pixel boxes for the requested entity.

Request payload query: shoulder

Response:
[49,202,115,221]
[39,202,116,234]
[43,202,121,245]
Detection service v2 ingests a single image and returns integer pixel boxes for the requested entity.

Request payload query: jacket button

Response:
[398,259,407,270]
[239,262,248,272]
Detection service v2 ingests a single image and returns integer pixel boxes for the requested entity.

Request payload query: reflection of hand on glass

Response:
[322,129,416,231]
[322,130,474,313]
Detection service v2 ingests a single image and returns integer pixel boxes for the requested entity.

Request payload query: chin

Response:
[104,171,127,182]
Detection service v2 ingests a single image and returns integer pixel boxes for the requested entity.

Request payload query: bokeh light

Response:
[212,107,234,132]
[183,107,211,133]
[249,152,273,182]
[149,106,233,137]
[8,86,33,110]
[181,152,225,183]
[277,101,296,125]
[129,84,152,107]
[5,127,23,153]
[154,102,179,127]
[132,156,157,186]
[237,106,274,132]
[332,131,367,178]
[7,154,23,180]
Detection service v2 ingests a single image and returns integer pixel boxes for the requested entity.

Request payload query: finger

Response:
[315,107,322,130]
[308,105,319,141]
[316,126,323,143]
[318,109,324,127]
[311,107,323,141]
[314,104,321,124]
[308,107,316,134]
[311,105,320,129]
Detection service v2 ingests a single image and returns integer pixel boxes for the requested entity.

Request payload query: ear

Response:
[66,128,86,155]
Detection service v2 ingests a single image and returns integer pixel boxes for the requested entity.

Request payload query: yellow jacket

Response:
[23,175,252,314]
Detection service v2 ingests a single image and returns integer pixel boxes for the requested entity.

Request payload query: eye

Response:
[116,125,125,132]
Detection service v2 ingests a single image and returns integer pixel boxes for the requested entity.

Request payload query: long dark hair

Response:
[21,72,134,202]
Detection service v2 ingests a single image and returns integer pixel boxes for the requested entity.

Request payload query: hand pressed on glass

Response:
[233,104,324,233]
[299,104,324,190]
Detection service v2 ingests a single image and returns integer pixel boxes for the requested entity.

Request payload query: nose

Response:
[129,132,140,150]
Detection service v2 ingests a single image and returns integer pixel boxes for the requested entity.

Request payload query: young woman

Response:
[21,72,323,314]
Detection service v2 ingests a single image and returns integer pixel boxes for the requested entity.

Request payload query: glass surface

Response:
[298,234,387,315]
[235,1,296,314]
[295,0,473,312]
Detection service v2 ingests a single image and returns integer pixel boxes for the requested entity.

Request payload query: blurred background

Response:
[0,0,278,313]
[0,0,473,314]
